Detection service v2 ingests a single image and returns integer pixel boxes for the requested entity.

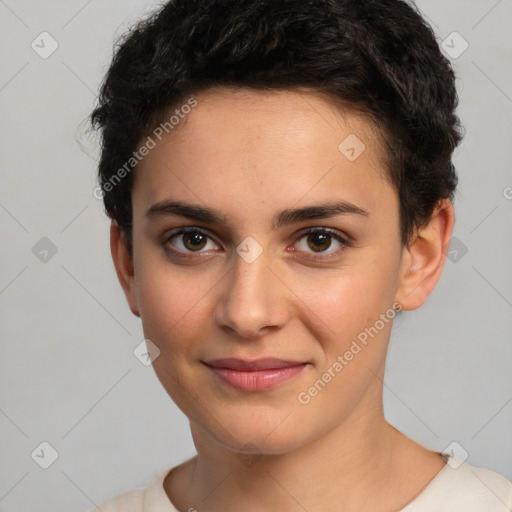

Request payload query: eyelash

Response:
[163,226,350,261]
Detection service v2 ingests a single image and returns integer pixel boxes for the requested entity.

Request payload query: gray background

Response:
[0,0,511,510]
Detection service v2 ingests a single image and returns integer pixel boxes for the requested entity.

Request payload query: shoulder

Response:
[87,487,145,512]
[449,458,512,511]
[86,468,176,512]
[403,455,512,512]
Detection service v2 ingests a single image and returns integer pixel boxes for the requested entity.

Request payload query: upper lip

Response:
[203,358,307,371]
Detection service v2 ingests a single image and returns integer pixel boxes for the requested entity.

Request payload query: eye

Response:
[291,227,349,259]
[163,226,350,261]
[164,227,219,257]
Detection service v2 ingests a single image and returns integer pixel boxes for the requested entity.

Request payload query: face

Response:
[119,87,410,454]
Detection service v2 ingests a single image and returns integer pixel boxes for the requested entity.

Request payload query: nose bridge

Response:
[215,244,287,338]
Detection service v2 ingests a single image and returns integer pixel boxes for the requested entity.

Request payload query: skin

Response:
[111,87,455,511]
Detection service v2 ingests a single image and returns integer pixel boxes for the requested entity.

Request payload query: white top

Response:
[89,454,512,512]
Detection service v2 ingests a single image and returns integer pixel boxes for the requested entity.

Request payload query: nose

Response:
[214,248,290,339]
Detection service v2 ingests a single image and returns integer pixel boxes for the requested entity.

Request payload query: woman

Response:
[88,0,512,510]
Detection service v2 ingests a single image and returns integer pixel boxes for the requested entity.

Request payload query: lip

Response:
[204,357,306,370]
[203,358,308,391]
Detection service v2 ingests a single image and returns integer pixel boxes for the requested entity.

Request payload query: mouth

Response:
[202,358,308,391]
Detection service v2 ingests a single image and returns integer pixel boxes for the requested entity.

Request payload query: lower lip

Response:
[206,364,307,391]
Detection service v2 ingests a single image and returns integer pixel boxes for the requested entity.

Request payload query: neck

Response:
[165,377,445,512]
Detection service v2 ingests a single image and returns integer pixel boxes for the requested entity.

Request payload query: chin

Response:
[204,413,314,456]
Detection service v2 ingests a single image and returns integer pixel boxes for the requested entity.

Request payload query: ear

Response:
[110,220,140,317]
[395,199,455,311]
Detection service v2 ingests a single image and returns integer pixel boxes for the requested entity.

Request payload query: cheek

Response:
[134,264,212,407]
[292,263,393,336]
[134,259,213,352]
[288,257,398,388]
[292,272,395,420]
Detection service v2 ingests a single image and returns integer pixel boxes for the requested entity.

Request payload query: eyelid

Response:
[294,226,351,245]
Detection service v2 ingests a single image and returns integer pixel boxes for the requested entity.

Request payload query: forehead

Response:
[133,87,395,227]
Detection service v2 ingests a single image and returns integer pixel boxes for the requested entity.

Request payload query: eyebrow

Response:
[145,199,369,229]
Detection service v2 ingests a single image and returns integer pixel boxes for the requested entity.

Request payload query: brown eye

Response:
[305,232,332,252]
[293,228,349,258]
[164,227,219,256]
[181,232,208,251]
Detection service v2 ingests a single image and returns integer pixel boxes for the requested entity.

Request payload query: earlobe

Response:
[110,221,141,318]
[395,199,455,311]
